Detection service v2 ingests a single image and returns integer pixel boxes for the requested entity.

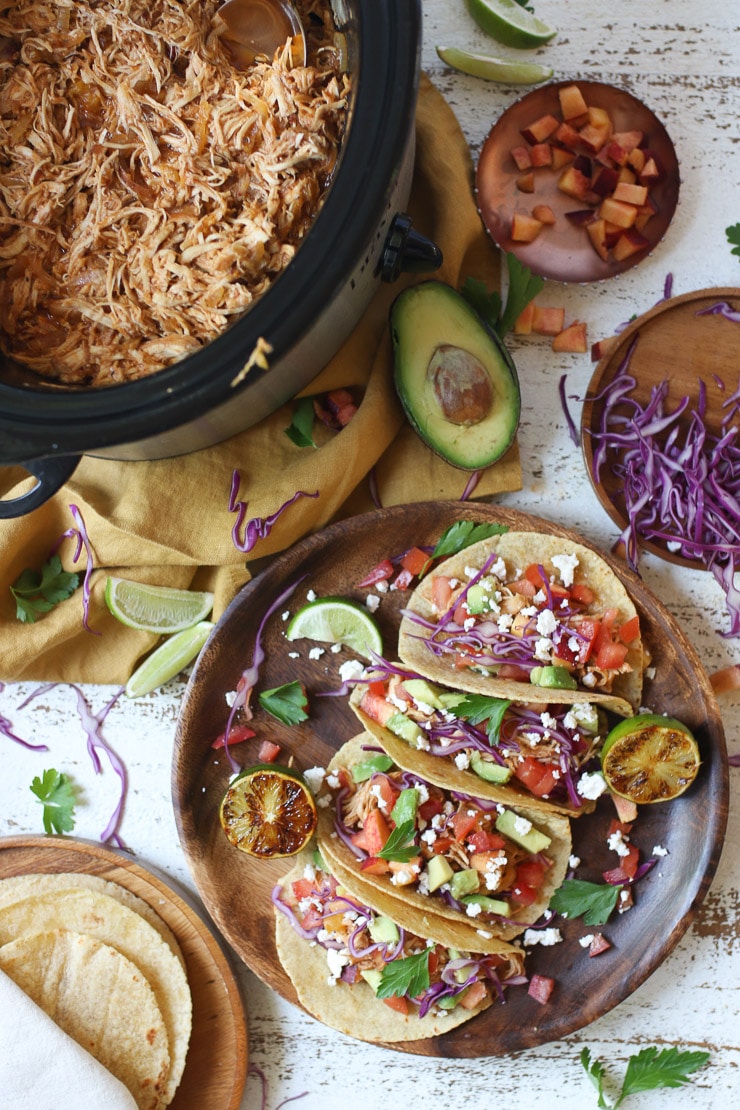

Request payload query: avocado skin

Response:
[390,281,521,470]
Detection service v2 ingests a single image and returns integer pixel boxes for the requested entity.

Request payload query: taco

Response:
[349,663,608,817]
[316,734,571,947]
[273,851,526,1042]
[397,531,644,716]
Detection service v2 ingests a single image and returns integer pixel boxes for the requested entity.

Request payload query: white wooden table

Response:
[2,1,739,1106]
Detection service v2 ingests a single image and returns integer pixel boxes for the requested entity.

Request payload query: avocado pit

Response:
[428,344,494,426]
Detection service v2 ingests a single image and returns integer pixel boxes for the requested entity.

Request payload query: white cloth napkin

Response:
[0,968,138,1109]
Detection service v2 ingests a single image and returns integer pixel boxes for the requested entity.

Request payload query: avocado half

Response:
[390,281,521,470]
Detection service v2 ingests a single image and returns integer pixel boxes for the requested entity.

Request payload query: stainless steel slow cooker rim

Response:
[0,0,422,459]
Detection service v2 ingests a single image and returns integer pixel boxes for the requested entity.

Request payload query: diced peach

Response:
[613,181,648,206]
[554,121,582,150]
[591,335,619,362]
[511,212,543,241]
[612,228,650,261]
[586,217,609,261]
[511,144,532,171]
[565,208,596,227]
[550,146,575,170]
[529,142,553,167]
[591,165,619,196]
[627,147,646,173]
[611,129,643,154]
[616,165,637,185]
[520,113,560,144]
[558,83,589,121]
[604,139,630,166]
[634,195,658,230]
[532,204,556,225]
[598,196,638,229]
[514,302,535,335]
[516,172,535,193]
[557,165,593,201]
[639,155,662,184]
[587,105,612,130]
[578,122,610,154]
[531,305,566,336]
[552,321,588,353]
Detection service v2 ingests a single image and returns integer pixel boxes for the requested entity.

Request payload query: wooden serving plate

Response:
[0,836,248,1109]
[172,502,728,1057]
[582,286,740,566]
[476,80,680,283]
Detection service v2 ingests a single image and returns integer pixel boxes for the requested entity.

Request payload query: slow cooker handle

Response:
[0,455,81,518]
[380,214,443,282]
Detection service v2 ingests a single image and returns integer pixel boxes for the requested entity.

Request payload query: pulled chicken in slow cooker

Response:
[0,0,348,385]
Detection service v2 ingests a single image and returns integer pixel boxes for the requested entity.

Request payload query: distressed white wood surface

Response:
[2,2,739,1106]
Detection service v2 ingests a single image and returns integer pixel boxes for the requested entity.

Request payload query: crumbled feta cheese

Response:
[534,637,553,662]
[326,947,350,982]
[465,901,483,918]
[306,589,317,602]
[579,934,594,948]
[564,702,598,732]
[421,829,438,846]
[463,617,476,631]
[281,611,291,621]
[303,767,326,793]
[536,609,558,636]
[370,783,390,813]
[552,552,579,587]
[523,928,562,947]
[521,604,537,618]
[454,752,471,771]
[577,771,608,800]
[308,646,325,660]
[522,731,542,747]
[666,540,682,553]
[645,665,656,680]
[326,772,341,790]
[413,735,431,751]
[477,929,493,939]
[464,565,479,579]
[225,690,236,707]
[569,855,581,870]
[414,783,430,805]
[497,613,514,632]
[513,815,532,837]
[365,594,380,613]
[652,844,669,857]
[375,579,389,593]
[338,659,365,683]
[581,672,597,687]
[490,557,507,580]
[417,871,430,896]
[484,856,507,889]
[607,828,631,857]
[287,651,300,659]
[317,795,331,809]
[330,643,342,653]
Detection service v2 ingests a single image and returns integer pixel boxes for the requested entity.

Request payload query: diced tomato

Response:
[467,830,506,853]
[429,835,455,855]
[392,567,414,591]
[427,949,440,976]
[608,818,633,836]
[388,858,422,884]
[210,724,256,749]
[367,680,387,698]
[509,577,537,597]
[360,856,391,875]
[451,809,479,842]
[496,664,530,682]
[589,932,612,957]
[418,794,445,822]
[619,614,640,644]
[514,757,561,797]
[453,598,470,624]
[359,689,396,727]
[524,564,547,589]
[602,866,630,885]
[374,776,401,814]
[510,882,538,906]
[431,575,454,612]
[570,583,595,606]
[527,974,555,1004]
[290,878,315,900]
[363,808,392,855]
[469,850,505,875]
[515,859,548,889]
[459,979,489,1010]
[400,546,431,577]
[572,618,601,662]
[257,740,281,763]
[350,828,369,851]
[620,843,640,880]
[595,607,618,647]
[383,994,410,1014]
[299,905,324,931]
[595,640,629,670]
[357,559,394,588]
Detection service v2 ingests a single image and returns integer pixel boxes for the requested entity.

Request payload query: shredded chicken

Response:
[0,0,348,385]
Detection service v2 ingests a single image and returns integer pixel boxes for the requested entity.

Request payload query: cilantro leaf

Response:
[351,754,394,783]
[498,252,545,338]
[549,878,620,925]
[431,520,509,560]
[258,681,309,725]
[376,947,431,1000]
[580,1048,610,1110]
[30,768,77,835]
[726,223,740,259]
[10,555,79,623]
[284,396,317,448]
[455,693,511,743]
[460,276,502,331]
[616,1047,710,1105]
[377,819,418,862]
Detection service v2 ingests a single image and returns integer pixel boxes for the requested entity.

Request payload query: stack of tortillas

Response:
[0,872,192,1109]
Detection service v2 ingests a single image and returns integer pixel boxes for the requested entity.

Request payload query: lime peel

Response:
[286,596,383,660]
[124,620,214,698]
[436,45,553,85]
[105,576,214,633]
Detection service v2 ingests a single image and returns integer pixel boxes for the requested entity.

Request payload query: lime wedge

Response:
[220,764,317,858]
[465,0,557,49]
[600,714,700,804]
[286,596,383,660]
[125,620,215,698]
[105,577,214,633]
[437,45,552,84]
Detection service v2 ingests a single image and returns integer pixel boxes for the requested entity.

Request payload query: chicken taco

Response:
[273,851,526,1043]
[397,532,644,716]
[316,735,571,948]
[349,663,608,817]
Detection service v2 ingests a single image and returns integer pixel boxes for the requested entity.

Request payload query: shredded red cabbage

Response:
[559,374,580,446]
[0,682,49,751]
[229,470,319,554]
[368,466,382,509]
[247,1063,308,1110]
[460,470,481,500]
[51,503,98,634]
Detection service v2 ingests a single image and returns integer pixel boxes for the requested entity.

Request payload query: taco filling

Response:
[351,663,607,815]
[273,855,526,1038]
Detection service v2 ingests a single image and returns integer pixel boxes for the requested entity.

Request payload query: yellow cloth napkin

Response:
[0,74,520,683]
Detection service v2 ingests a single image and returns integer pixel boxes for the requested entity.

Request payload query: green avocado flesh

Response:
[390,281,521,470]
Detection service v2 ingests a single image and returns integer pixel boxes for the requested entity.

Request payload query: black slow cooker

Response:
[0,0,440,516]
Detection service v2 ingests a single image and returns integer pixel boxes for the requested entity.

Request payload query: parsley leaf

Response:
[30,768,77,835]
[456,694,511,743]
[580,1048,610,1110]
[10,555,79,623]
[617,1047,711,1104]
[377,819,418,862]
[431,520,509,560]
[549,878,621,925]
[498,252,545,338]
[376,947,431,1000]
[460,277,502,332]
[726,223,740,259]
[258,681,309,725]
[284,396,317,448]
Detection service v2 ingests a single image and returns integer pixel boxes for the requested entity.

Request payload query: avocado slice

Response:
[426,855,455,892]
[390,281,521,470]
[495,808,552,854]
[469,751,513,784]
[387,711,424,746]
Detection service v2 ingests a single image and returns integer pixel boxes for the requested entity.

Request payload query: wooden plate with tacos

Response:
[172,501,728,1057]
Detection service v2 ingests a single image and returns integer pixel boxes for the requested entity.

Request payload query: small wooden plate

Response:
[476,80,680,283]
[172,502,728,1057]
[0,836,248,1109]
[582,286,740,566]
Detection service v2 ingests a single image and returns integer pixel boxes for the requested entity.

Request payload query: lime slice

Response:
[286,596,383,660]
[124,620,215,698]
[465,0,557,49]
[105,576,214,633]
[219,764,317,858]
[437,45,552,84]
[600,714,700,804]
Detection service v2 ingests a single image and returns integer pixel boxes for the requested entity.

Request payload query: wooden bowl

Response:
[582,286,740,566]
[476,80,680,283]
[172,502,728,1057]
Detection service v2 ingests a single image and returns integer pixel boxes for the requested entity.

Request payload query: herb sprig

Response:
[258,681,309,725]
[431,520,509,561]
[30,768,77,835]
[725,223,740,260]
[461,252,544,338]
[10,555,79,623]
[377,819,418,863]
[549,878,621,926]
[581,1045,710,1108]
[376,947,430,1000]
